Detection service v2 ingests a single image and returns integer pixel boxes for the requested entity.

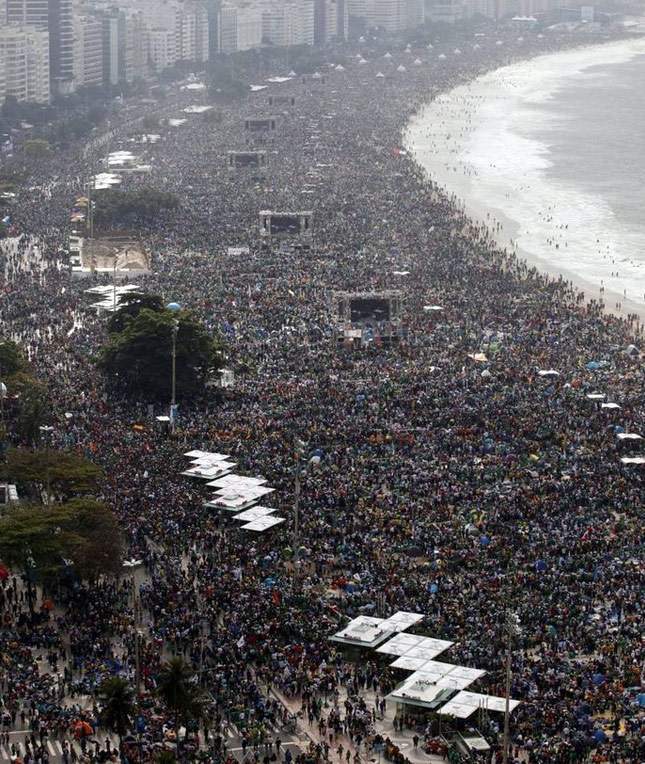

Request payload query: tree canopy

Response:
[107,292,165,334]
[0,339,48,445]
[98,677,136,740]
[0,340,24,376]
[98,305,222,401]
[157,657,206,727]
[2,447,102,501]
[0,498,123,581]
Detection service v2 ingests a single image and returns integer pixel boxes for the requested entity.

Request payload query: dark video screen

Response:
[236,153,260,167]
[248,119,271,131]
[350,298,390,322]
[270,216,300,234]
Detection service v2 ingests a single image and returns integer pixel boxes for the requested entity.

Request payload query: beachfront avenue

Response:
[0,20,642,764]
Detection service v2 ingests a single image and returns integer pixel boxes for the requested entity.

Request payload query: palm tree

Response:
[157,658,205,759]
[98,677,135,749]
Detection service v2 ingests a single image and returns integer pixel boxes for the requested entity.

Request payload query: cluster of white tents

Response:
[330,614,521,718]
[181,450,286,532]
[85,283,141,313]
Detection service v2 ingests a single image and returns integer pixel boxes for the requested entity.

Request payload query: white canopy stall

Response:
[438,691,521,718]
[240,516,285,532]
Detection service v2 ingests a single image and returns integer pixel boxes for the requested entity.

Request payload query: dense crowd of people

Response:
[0,20,643,764]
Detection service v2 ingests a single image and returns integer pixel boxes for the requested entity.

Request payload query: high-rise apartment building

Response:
[6,0,75,94]
[261,0,315,47]
[74,14,104,88]
[0,25,50,103]
[218,3,263,53]
[0,46,6,105]
[314,0,349,44]
[101,7,147,86]
[348,0,424,30]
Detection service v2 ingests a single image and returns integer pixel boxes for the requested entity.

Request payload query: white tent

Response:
[439,691,521,718]
[233,506,277,521]
[240,516,285,532]
[209,474,268,489]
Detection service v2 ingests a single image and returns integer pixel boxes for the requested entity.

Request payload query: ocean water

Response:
[405,37,645,316]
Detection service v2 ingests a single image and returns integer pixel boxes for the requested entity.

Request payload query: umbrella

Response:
[41,598,54,610]
[73,720,93,738]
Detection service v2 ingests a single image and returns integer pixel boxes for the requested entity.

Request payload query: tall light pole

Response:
[292,438,306,578]
[166,303,181,432]
[39,425,54,506]
[503,611,519,764]
[123,559,143,695]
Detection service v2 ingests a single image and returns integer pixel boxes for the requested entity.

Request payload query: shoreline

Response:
[403,37,645,325]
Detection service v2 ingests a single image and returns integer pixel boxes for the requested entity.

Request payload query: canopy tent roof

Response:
[208,474,268,489]
[387,675,452,709]
[181,462,236,479]
[376,633,453,657]
[184,450,231,461]
[204,495,260,512]
[621,456,645,464]
[330,611,424,648]
[214,485,275,500]
[233,506,277,521]
[330,616,393,647]
[86,284,141,295]
[241,516,285,532]
[617,433,642,440]
[391,662,485,690]
[438,691,521,718]
[381,611,424,632]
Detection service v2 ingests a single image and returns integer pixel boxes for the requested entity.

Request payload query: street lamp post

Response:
[171,320,178,411]
[292,439,307,578]
[39,425,54,506]
[166,303,181,432]
[123,558,143,695]
[502,611,520,764]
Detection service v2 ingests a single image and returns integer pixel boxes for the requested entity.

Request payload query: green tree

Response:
[107,292,165,334]
[2,447,102,502]
[23,139,51,158]
[98,677,135,745]
[157,658,205,754]
[4,371,48,445]
[98,308,222,401]
[66,497,124,580]
[0,498,123,584]
[0,340,25,377]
